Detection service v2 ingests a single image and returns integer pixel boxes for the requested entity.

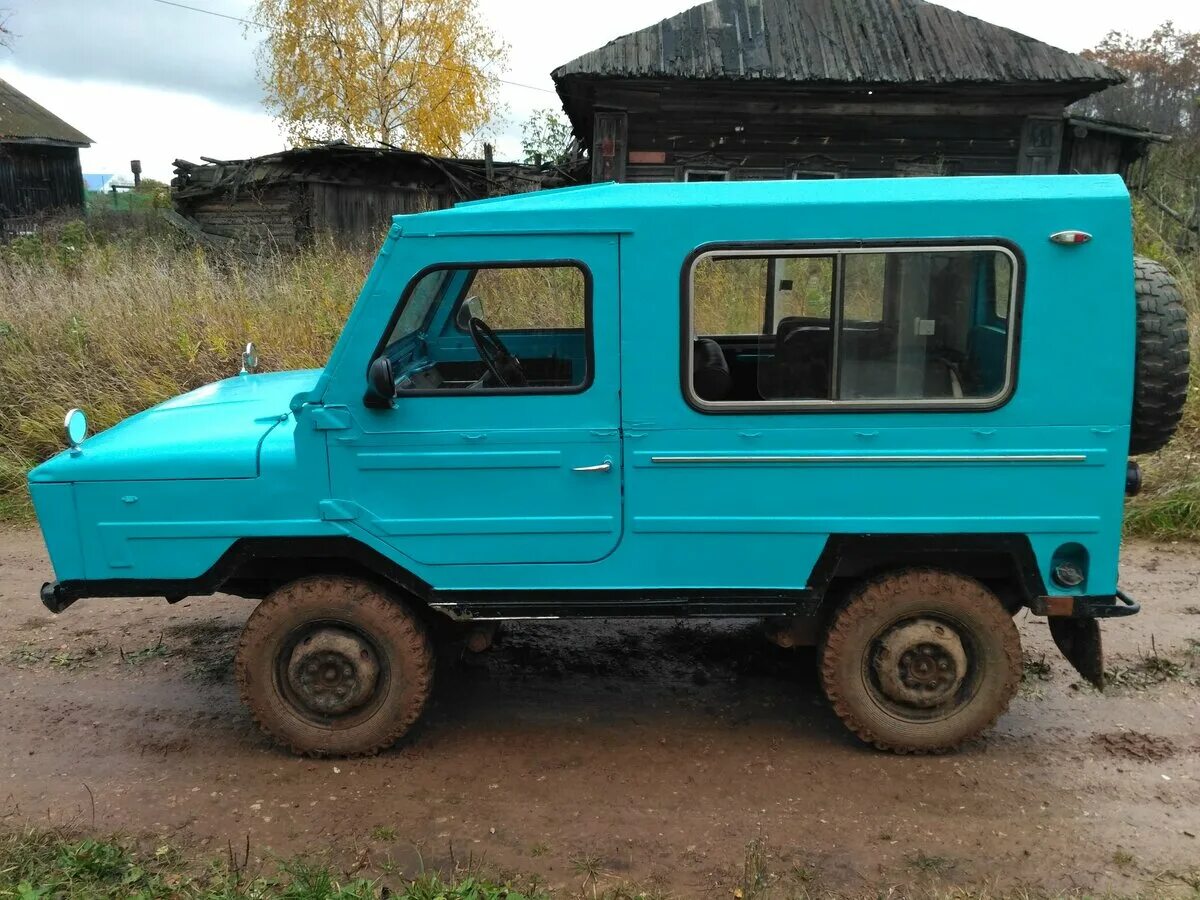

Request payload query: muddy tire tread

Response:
[235,575,434,758]
[1130,257,1190,456]
[818,568,1021,755]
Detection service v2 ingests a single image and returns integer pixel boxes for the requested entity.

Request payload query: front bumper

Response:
[40,578,190,614]
[41,581,80,614]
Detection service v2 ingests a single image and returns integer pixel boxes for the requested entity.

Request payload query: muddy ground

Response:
[1,530,1198,897]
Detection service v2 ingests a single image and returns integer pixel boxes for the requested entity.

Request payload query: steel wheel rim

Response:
[860,611,984,724]
[274,618,392,729]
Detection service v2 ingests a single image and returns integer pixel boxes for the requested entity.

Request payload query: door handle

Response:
[573,461,612,473]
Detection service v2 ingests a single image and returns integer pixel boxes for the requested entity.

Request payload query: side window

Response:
[384,263,591,394]
[461,266,585,331]
[687,247,1017,408]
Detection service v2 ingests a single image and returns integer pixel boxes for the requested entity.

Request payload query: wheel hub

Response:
[286,628,380,717]
[873,619,968,709]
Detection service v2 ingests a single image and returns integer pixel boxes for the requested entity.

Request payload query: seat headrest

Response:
[693,338,732,402]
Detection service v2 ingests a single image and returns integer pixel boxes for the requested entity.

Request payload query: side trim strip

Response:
[650,454,1088,465]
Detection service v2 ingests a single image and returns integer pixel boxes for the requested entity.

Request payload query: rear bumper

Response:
[1030,590,1139,619]
[1038,591,1139,689]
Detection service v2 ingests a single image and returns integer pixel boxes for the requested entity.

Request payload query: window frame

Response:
[680,239,1024,415]
[372,258,596,399]
[684,168,731,182]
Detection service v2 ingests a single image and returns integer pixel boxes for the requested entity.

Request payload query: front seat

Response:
[692,338,732,402]
[765,327,832,399]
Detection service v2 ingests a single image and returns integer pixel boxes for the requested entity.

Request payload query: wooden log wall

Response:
[185,186,301,249]
[0,143,85,219]
[619,112,1027,181]
[308,183,455,244]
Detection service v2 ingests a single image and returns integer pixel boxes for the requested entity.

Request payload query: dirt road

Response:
[1,530,1198,897]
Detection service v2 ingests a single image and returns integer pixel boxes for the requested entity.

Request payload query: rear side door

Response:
[326,234,623,567]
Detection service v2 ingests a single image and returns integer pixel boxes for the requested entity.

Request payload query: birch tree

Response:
[252,0,508,154]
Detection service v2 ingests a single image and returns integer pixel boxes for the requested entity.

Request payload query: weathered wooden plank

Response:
[552,0,1121,92]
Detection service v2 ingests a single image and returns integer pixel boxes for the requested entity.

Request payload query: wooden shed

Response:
[0,77,92,232]
[171,144,572,249]
[552,0,1167,184]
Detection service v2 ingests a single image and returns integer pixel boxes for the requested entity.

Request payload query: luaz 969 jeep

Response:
[30,175,1189,756]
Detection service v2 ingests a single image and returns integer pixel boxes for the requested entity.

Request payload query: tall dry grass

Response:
[0,220,373,519]
[2,201,1199,537]
[1123,197,1200,539]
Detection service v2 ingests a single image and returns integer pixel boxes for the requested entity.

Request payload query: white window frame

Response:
[684,243,1020,413]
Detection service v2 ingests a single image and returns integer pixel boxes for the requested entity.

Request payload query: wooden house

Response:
[551,0,1167,184]
[0,77,92,231]
[171,143,574,249]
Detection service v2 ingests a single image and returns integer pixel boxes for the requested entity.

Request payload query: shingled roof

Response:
[552,0,1123,92]
[0,77,92,147]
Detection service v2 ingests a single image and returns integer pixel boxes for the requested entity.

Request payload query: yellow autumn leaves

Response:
[252,0,508,155]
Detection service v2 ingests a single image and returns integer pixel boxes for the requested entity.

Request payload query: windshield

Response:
[384,269,450,349]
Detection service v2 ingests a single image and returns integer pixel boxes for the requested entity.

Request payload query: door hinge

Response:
[310,406,353,431]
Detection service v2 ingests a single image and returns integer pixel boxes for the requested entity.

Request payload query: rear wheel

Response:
[235,576,434,757]
[1130,257,1190,455]
[819,568,1021,754]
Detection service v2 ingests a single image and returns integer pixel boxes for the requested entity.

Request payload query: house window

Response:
[684,169,730,182]
[894,158,962,177]
[685,245,1018,409]
[790,156,847,180]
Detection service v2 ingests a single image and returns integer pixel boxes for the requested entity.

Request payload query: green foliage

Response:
[86,179,171,214]
[0,829,545,899]
[520,109,573,167]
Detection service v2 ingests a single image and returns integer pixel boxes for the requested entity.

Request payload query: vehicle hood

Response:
[29,369,322,483]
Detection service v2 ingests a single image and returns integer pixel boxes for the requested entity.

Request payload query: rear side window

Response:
[686,245,1018,409]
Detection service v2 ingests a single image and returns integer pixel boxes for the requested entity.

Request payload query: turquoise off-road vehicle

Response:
[30,176,1189,756]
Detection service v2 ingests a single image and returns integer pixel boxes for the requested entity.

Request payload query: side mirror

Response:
[364,356,396,409]
[456,296,484,330]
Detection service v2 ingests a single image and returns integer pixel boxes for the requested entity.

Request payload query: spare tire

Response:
[1130,257,1190,455]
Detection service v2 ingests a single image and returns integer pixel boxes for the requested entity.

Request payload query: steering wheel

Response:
[468,317,528,388]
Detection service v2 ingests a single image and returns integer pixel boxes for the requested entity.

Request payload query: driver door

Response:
[326,234,623,567]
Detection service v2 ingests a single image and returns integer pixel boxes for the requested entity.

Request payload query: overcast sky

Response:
[2,0,1199,182]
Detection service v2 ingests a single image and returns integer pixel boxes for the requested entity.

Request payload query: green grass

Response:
[4,828,1200,899]
[1105,647,1200,689]
[120,637,171,666]
[0,828,546,899]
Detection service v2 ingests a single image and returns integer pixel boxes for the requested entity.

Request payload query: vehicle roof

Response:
[394,175,1129,238]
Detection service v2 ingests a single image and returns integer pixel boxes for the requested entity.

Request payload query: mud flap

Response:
[1048,617,1104,689]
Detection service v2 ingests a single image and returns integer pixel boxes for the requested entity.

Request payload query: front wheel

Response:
[819,569,1021,754]
[235,576,434,757]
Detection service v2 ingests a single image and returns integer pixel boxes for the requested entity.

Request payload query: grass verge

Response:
[0,828,545,899]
